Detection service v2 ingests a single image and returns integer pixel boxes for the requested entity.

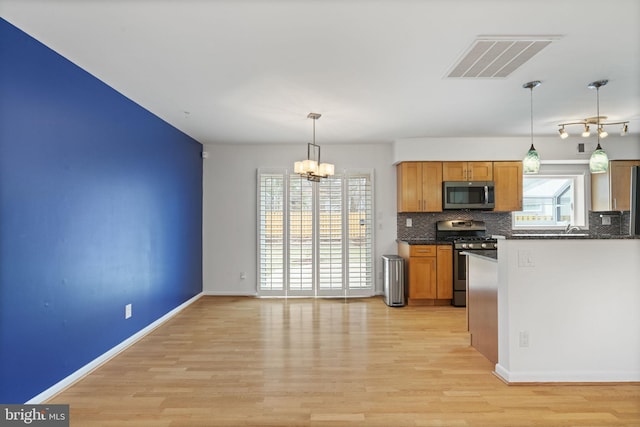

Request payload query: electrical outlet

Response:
[240,272,246,280]
[519,331,529,348]
[406,218,412,227]
[601,216,611,225]
[125,304,132,319]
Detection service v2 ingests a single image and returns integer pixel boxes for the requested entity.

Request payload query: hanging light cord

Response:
[530,85,534,147]
[596,86,601,146]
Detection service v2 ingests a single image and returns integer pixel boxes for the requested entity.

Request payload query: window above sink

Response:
[512,164,589,230]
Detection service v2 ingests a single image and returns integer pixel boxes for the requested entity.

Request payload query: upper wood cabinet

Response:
[442,161,493,181]
[397,162,442,212]
[592,160,640,211]
[493,161,523,212]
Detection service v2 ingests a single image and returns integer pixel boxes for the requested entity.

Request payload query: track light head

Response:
[559,127,568,139]
[597,127,608,138]
[582,125,590,137]
[621,123,629,136]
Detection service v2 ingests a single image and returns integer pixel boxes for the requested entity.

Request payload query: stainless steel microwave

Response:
[443,181,495,210]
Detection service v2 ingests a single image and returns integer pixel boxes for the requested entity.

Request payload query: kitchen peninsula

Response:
[467,235,640,383]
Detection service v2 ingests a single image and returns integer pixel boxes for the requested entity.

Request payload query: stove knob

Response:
[461,243,469,249]
[481,243,488,249]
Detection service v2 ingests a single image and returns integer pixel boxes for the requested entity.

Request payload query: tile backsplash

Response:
[397,211,513,240]
[397,210,632,240]
[589,211,630,236]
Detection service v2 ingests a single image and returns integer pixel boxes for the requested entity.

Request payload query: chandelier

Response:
[294,113,335,182]
[522,80,541,174]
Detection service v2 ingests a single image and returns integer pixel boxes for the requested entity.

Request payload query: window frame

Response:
[512,164,591,230]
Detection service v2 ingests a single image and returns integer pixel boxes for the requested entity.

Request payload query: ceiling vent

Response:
[447,36,560,78]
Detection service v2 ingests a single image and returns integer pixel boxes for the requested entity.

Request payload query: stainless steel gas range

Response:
[436,220,497,307]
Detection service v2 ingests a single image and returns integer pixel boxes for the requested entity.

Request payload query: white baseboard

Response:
[201,290,257,296]
[25,292,203,404]
[495,363,640,383]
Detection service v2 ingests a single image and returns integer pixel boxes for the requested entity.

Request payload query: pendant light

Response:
[588,80,609,174]
[294,113,334,182]
[522,81,541,174]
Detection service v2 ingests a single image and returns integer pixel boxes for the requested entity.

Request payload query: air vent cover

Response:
[447,36,560,78]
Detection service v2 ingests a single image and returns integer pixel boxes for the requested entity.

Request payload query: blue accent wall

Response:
[0,18,203,403]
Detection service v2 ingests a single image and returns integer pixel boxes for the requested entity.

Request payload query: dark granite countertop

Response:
[396,239,453,245]
[507,233,639,240]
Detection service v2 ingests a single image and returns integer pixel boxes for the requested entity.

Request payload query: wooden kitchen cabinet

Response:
[436,245,453,299]
[442,161,493,181]
[397,162,442,212]
[398,243,452,305]
[493,161,523,212]
[592,160,640,211]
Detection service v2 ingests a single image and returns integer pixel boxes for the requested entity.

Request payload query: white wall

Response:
[495,238,640,382]
[203,142,397,295]
[203,136,640,297]
[394,135,640,163]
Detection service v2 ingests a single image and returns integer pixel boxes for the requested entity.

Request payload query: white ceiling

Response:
[2,0,639,145]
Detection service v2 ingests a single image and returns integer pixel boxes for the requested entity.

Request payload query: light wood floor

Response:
[48,296,640,426]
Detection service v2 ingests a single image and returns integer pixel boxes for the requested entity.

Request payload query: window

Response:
[258,169,374,297]
[513,166,588,229]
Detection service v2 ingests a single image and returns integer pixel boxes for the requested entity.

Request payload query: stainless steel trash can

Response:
[382,255,405,307]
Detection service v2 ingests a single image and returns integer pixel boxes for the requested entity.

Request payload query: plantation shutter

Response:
[257,169,374,297]
[258,173,285,293]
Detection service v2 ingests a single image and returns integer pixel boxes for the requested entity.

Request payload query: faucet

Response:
[565,224,580,234]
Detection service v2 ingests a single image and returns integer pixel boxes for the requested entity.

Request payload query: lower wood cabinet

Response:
[397,243,453,305]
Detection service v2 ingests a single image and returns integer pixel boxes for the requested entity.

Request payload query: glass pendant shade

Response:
[589,143,609,174]
[523,144,541,174]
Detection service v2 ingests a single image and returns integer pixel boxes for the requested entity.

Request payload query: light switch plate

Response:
[518,250,534,267]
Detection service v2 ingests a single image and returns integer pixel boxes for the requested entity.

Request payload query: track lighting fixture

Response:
[557,80,629,141]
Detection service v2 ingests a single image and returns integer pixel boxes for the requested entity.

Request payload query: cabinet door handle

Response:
[614,198,617,209]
